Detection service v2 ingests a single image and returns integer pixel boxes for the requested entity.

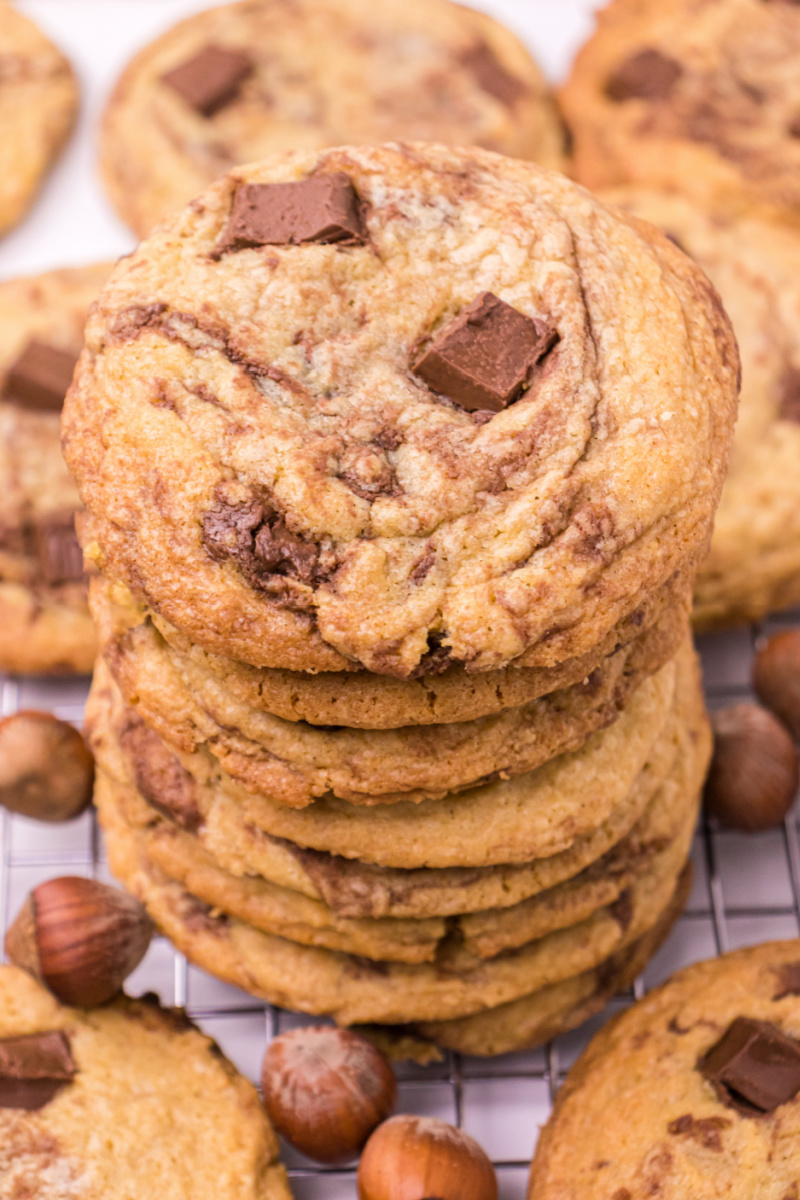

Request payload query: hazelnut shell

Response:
[704,703,799,832]
[262,1025,396,1164]
[0,711,94,822]
[357,1114,498,1200]
[5,877,153,1007]
[753,630,800,742]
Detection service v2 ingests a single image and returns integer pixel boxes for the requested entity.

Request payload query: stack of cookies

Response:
[63,143,739,1056]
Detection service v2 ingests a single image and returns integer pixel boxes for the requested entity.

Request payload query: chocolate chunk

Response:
[202,494,320,599]
[699,1017,800,1113]
[162,45,252,117]
[605,49,683,103]
[0,1031,76,1111]
[121,716,202,833]
[780,367,800,422]
[3,342,79,412]
[35,516,84,585]
[667,1113,731,1151]
[414,292,557,414]
[222,174,366,252]
[774,963,800,1000]
[461,41,526,107]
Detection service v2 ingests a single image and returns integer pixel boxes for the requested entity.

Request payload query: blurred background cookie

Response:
[604,189,800,629]
[0,262,110,674]
[99,0,566,238]
[561,0,800,225]
[0,3,78,238]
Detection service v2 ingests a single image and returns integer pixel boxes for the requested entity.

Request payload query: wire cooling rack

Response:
[1,610,799,1199]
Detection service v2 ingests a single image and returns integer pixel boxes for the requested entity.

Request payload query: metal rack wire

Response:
[2,611,799,1198]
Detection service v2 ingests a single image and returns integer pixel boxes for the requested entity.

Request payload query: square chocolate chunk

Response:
[222,174,366,251]
[3,341,79,412]
[162,45,252,117]
[0,1031,76,1111]
[699,1017,800,1113]
[413,292,557,413]
[35,516,84,586]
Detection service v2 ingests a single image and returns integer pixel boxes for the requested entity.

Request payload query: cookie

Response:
[561,0,800,225]
[95,575,686,807]
[100,568,691,729]
[0,965,289,1198]
[99,0,564,238]
[415,862,692,1058]
[0,5,78,237]
[528,940,800,1199]
[63,143,739,678]
[604,191,800,628]
[91,707,701,964]
[0,264,111,674]
[86,643,690,872]
[100,789,688,1027]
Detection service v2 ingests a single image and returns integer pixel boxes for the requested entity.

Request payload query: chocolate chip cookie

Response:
[604,189,800,628]
[0,264,111,674]
[0,965,290,1198]
[529,940,800,1200]
[93,573,686,807]
[0,5,78,237]
[99,0,564,238]
[63,144,739,678]
[562,0,800,224]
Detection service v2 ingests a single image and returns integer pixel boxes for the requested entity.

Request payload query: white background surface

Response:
[2,3,799,1198]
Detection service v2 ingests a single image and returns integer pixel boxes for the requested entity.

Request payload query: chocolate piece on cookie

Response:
[700,1017,800,1114]
[3,342,79,412]
[414,293,557,413]
[0,1030,76,1111]
[222,174,365,250]
[162,45,252,116]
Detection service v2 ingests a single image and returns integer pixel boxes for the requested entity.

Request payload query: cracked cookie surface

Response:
[605,189,800,628]
[0,263,111,673]
[562,0,800,224]
[529,940,800,1200]
[99,0,564,238]
[0,5,77,237]
[64,143,738,677]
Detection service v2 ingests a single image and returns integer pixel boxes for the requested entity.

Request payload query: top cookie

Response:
[0,964,290,1199]
[63,143,739,677]
[99,0,565,238]
[0,3,78,237]
[562,0,800,224]
[529,940,800,1200]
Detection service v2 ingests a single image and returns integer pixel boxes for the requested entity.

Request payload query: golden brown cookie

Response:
[562,0,800,225]
[529,940,800,1200]
[99,0,564,238]
[0,264,111,674]
[604,190,800,628]
[63,143,739,678]
[0,5,78,237]
[0,965,290,1199]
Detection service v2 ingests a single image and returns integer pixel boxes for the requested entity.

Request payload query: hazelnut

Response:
[704,703,799,831]
[0,711,94,822]
[5,877,153,1006]
[262,1025,396,1164]
[754,630,800,741]
[358,1114,498,1200]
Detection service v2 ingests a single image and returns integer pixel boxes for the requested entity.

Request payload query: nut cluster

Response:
[705,629,800,832]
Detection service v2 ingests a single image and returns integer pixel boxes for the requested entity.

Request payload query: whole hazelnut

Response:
[704,703,799,831]
[357,1114,498,1200]
[0,711,94,822]
[262,1025,396,1164]
[5,877,153,1006]
[754,630,800,741]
